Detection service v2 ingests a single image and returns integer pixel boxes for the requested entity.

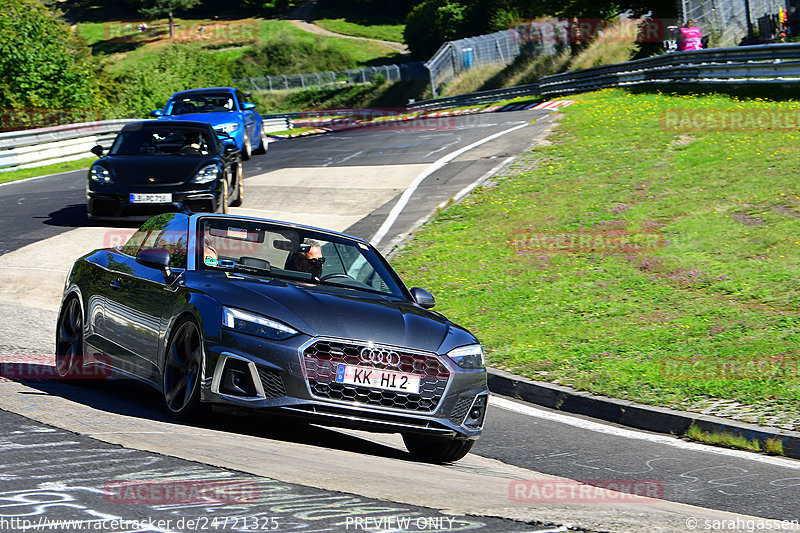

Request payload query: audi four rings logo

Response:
[360,347,400,367]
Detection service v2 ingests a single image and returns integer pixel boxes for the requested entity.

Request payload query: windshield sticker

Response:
[204,256,218,266]
[227,227,248,239]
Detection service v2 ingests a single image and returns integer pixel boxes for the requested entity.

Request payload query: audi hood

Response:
[189,272,475,353]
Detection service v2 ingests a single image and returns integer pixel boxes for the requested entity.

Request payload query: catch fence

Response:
[680,0,786,46]
[238,63,427,93]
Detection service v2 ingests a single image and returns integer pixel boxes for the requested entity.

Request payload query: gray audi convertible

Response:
[56,213,488,462]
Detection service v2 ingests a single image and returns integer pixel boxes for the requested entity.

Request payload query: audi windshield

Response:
[198,217,407,297]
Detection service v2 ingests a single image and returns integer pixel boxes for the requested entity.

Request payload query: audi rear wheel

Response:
[55,296,84,379]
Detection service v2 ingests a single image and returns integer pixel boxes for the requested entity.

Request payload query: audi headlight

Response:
[222,307,298,341]
[89,164,112,183]
[215,122,240,134]
[191,164,221,184]
[447,344,485,369]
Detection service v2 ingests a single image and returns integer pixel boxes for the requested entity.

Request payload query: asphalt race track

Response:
[2,110,800,533]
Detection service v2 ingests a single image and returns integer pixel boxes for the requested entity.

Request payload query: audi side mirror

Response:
[91,145,104,157]
[136,247,172,280]
[150,109,163,117]
[410,287,435,309]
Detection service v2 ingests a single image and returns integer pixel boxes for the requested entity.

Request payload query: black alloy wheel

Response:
[163,318,204,420]
[55,297,84,378]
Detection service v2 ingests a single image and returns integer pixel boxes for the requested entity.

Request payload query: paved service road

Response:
[2,110,799,532]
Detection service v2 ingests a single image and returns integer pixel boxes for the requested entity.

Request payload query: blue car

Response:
[152,87,267,161]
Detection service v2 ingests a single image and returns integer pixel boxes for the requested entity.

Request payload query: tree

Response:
[140,0,202,39]
[404,0,486,58]
[0,0,96,110]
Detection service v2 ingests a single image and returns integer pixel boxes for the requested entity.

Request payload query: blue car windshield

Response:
[167,93,235,115]
[110,127,214,156]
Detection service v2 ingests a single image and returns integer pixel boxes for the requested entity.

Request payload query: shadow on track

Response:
[11,373,412,461]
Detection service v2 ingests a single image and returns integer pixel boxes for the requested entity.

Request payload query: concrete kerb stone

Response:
[487,367,800,460]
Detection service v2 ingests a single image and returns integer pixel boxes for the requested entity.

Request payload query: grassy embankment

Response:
[391,89,800,420]
[310,2,405,43]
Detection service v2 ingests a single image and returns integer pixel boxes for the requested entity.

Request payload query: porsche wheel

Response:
[402,434,474,463]
[163,318,205,420]
[231,163,243,207]
[55,296,84,379]
[217,179,229,214]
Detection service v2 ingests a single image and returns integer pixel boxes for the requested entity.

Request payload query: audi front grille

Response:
[301,339,451,413]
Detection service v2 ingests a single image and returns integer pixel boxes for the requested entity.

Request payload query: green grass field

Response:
[314,18,405,43]
[0,158,95,185]
[391,89,800,412]
[77,18,401,77]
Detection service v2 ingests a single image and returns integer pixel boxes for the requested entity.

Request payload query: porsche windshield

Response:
[110,127,214,156]
[198,218,406,298]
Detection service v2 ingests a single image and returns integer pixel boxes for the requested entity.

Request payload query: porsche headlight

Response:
[222,307,298,341]
[191,164,221,184]
[89,164,112,183]
[447,344,485,369]
[215,122,240,134]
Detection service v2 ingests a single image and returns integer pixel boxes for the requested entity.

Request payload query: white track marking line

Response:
[490,395,800,469]
[370,123,528,246]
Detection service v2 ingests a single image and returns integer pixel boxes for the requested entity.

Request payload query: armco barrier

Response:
[537,42,800,96]
[0,117,291,172]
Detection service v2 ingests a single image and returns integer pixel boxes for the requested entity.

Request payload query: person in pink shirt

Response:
[679,20,703,50]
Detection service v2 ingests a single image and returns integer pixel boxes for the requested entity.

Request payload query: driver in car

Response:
[291,239,325,279]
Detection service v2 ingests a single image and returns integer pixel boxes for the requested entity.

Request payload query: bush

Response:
[112,44,233,117]
[231,32,357,78]
[0,0,97,109]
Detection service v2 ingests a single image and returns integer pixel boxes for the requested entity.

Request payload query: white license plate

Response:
[129,193,172,204]
[335,364,420,394]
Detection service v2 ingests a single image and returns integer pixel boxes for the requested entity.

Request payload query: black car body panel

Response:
[58,213,488,460]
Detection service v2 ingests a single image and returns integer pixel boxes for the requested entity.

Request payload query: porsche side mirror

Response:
[410,287,435,309]
[223,142,239,155]
[91,145,104,157]
[150,109,163,117]
[137,247,171,279]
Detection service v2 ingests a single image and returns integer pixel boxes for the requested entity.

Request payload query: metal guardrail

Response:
[537,42,800,96]
[407,83,540,111]
[0,117,292,172]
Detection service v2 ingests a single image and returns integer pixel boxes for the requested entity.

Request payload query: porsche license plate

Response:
[129,193,172,204]
[335,364,420,394]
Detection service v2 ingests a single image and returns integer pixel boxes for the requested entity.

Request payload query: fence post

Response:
[283,75,288,90]
[268,76,273,91]
[496,38,505,63]
[315,72,321,87]
[426,63,437,98]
